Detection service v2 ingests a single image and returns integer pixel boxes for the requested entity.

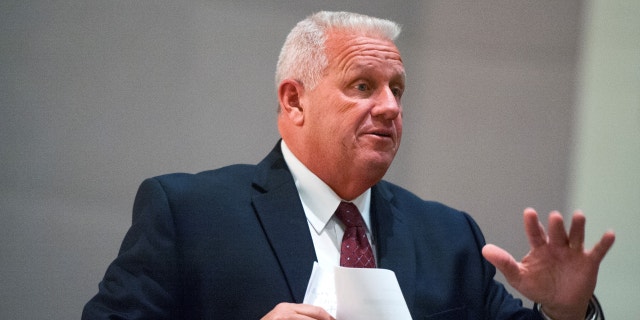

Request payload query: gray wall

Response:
[1,1,597,318]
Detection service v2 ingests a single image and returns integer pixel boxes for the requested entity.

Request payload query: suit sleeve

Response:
[82,178,179,319]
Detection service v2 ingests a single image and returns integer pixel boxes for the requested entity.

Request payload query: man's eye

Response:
[356,83,369,91]
[391,87,403,97]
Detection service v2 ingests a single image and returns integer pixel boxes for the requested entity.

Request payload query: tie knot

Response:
[335,201,364,228]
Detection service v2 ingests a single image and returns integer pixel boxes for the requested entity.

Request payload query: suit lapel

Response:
[251,143,317,303]
[372,183,417,312]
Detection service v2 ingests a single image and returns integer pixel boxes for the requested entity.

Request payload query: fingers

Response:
[590,231,616,262]
[261,303,335,320]
[482,244,521,284]
[523,208,547,248]
[523,208,614,260]
[526,209,589,250]
[568,210,586,250]
[547,211,569,247]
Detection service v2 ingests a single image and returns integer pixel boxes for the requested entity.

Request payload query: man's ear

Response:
[278,79,305,126]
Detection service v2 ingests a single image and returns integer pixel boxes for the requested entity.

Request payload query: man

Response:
[83,11,615,319]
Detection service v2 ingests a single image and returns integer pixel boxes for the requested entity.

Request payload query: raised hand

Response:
[482,208,615,320]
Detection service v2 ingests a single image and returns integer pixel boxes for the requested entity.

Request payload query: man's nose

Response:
[371,87,401,119]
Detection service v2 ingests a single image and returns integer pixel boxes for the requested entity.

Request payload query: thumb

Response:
[482,244,521,284]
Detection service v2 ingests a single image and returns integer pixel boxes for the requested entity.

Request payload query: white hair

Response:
[275,11,401,92]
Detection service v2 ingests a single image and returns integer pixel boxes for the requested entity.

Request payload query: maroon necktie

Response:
[334,201,376,268]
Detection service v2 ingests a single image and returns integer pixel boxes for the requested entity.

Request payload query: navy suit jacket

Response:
[83,142,542,319]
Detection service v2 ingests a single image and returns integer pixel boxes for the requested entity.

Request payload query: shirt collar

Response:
[280,141,372,233]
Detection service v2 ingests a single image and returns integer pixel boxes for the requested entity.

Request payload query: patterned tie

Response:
[334,201,376,268]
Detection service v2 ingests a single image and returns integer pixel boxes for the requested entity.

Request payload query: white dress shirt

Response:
[280,141,376,267]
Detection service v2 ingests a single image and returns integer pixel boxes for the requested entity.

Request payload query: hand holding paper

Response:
[304,263,412,320]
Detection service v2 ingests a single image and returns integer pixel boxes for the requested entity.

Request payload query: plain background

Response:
[1,1,638,318]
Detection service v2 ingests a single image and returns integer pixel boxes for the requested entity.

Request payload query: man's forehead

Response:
[324,30,403,70]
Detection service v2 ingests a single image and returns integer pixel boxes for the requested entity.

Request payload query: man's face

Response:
[300,30,405,181]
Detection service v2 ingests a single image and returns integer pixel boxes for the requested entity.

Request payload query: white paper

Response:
[303,262,337,317]
[303,262,412,320]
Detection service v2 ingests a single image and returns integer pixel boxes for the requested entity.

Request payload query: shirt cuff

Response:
[534,295,604,320]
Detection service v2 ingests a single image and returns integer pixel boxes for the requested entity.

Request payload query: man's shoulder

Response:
[376,180,460,213]
[145,164,258,195]
[376,179,476,227]
[376,180,485,243]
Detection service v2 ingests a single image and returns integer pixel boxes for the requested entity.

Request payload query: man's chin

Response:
[361,152,396,173]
